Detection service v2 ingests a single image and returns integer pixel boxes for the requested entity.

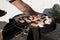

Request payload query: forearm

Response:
[11,0,35,15]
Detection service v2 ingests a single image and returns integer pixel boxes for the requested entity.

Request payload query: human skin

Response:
[11,0,52,28]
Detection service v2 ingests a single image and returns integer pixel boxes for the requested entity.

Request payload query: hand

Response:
[29,15,42,28]
[29,15,52,28]
[19,15,41,23]
[30,19,44,28]
[18,15,43,28]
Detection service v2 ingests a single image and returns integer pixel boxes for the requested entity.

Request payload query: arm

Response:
[11,0,36,15]
[11,0,43,28]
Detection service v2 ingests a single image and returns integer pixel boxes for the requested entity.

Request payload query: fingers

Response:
[17,15,53,28]
[18,17,32,23]
[24,18,31,23]
[19,20,25,23]
[30,23,39,28]
[30,20,44,28]
[21,15,41,23]
[19,15,41,23]
[31,17,38,21]
[30,15,41,22]
[29,16,33,21]
[38,21,44,27]
[18,15,44,27]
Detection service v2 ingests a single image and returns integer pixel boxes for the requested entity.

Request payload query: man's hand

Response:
[18,14,53,28]
[19,16,41,27]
